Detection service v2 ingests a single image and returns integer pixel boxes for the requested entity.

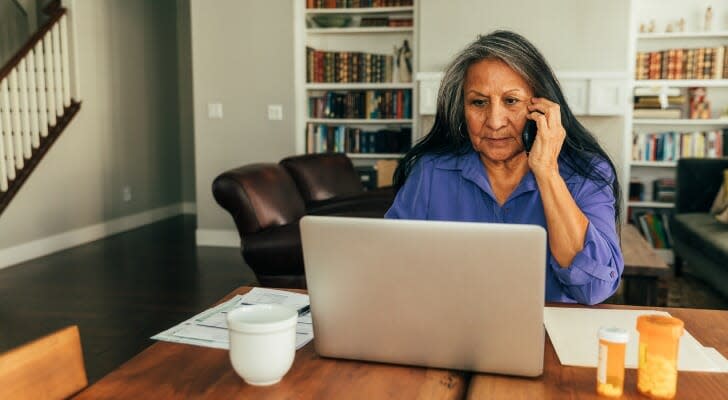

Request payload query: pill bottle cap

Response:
[636,314,684,339]
[598,326,629,343]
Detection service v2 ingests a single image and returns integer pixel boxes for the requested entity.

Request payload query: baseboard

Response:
[0,203,188,270]
[196,229,239,247]
[182,202,197,215]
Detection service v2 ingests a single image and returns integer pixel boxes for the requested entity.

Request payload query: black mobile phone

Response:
[521,119,537,153]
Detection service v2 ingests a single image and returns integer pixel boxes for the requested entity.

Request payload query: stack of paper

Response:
[152,288,314,350]
[544,307,728,372]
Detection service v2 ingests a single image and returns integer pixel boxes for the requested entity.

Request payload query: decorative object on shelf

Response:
[640,23,646,33]
[629,179,645,201]
[648,19,655,33]
[689,87,711,119]
[310,15,352,28]
[710,169,728,223]
[704,5,713,32]
[678,18,685,33]
[665,23,673,33]
[721,106,728,119]
[395,39,412,83]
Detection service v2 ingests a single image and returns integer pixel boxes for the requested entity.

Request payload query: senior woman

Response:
[385,30,624,305]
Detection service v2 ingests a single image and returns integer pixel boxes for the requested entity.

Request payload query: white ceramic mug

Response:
[227,304,298,386]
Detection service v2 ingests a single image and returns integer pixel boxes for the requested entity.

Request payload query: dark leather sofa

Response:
[672,158,728,298]
[212,153,395,288]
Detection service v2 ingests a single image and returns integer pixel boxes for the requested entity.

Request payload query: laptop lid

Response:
[300,216,547,377]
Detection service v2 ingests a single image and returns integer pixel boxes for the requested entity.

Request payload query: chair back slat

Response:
[0,325,87,400]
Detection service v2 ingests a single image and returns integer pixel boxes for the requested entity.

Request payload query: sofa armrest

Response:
[675,158,728,213]
[212,164,306,235]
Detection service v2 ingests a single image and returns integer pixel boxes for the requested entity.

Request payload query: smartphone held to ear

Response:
[521,120,537,153]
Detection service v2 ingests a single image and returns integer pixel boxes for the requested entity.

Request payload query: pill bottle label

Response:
[598,343,607,383]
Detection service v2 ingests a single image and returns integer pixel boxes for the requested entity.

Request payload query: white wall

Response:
[190,0,296,233]
[419,0,630,72]
[0,0,186,250]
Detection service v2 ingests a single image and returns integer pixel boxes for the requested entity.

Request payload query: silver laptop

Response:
[300,216,547,377]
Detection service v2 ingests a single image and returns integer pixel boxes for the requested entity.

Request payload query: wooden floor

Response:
[1,215,726,384]
[0,215,255,383]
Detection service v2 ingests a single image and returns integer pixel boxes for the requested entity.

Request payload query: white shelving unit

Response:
[304,6,414,14]
[628,200,675,208]
[627,0,728,264]
[637,31,728,40]
[294,1,417,172]
[634,118,728,126]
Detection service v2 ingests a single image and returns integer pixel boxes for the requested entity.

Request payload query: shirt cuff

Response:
[550,222,619,286]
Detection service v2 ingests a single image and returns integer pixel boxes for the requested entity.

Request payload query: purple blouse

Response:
[385,149,623,305]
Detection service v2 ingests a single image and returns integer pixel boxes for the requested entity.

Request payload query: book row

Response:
[629,212,673,250]
[308,90,412,119]
[307,48,394,84]
[306,124,412,154]
[306,0,413,9]
[359,16,413,27]
[632,129,728,161]
[634,46,728,80]
[629,178,676,203]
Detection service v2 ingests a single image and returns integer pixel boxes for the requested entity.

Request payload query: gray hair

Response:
[395,30,621,225]
[437,30,566,146]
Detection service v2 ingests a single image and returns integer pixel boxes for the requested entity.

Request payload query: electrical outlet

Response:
[122,186,132,202]
[267,104,283,120]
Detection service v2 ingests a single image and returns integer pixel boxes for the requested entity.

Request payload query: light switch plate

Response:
[208,103,223,119]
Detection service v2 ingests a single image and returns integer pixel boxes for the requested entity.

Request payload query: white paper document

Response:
[544,307,728,372]
[152,288,314,350]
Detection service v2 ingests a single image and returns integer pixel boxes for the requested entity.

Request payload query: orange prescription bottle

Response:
[596,327,628,397]
[636,315,684,399]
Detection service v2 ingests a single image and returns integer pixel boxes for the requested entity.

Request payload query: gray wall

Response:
[0,0,186,249]
[177,0,195,203]
[190,0,296,231]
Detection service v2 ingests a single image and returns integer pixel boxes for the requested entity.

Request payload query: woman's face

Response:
[463,59,533,163]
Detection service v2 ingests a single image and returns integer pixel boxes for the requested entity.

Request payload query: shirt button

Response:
[610,271,616,278]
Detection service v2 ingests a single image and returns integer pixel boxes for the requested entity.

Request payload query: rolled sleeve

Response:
[550,163,624,305]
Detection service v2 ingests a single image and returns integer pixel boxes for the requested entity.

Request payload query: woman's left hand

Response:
[526,97,566,178]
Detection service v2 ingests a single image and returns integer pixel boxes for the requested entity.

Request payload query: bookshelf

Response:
[627,0,728,264]
[295,1,417,169]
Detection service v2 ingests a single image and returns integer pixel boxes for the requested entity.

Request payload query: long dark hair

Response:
[393,30,622,224]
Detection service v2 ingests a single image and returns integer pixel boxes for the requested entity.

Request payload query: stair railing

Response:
[0,0,81,215]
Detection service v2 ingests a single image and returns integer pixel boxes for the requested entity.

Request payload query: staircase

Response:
[0,0,80,215]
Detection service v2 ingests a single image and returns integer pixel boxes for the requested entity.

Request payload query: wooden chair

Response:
[0,325,88,399]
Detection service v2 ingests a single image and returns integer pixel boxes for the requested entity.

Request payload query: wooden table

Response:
[73,287,467,400]
[467,304,728,399]
[74,287,728,399]
[620,224,672,306]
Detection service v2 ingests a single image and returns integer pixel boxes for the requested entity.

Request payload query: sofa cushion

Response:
[212,164,306,234]
[672,213,728,268]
